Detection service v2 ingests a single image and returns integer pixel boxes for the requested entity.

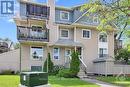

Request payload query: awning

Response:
[53,39,83,47]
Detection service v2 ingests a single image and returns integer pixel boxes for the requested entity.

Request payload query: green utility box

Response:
[20,72,48,87]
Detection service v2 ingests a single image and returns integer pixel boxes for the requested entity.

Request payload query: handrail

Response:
[79,57,87,68]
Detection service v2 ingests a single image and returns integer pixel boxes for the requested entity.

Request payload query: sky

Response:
[0,0,86,42]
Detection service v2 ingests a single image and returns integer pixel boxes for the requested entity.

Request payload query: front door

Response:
[65,49,71,68]
[76,47,82,59]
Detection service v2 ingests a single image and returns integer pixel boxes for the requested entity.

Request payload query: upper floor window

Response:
[82,29,91,39]
[27,4,49,17]
[60,29,69,39]
[99,33,107,42]
[60,11,69,20]
[99,48,108,58]
[31,47,43,60]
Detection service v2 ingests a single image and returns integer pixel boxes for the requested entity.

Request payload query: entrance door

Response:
[76,47,82,59]
[65,49,71,68]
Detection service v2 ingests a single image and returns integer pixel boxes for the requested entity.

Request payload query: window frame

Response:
[99,32,108,42]
[60,29,69,39]
[99,48,108,58]
[60,11,70,21]
[31,66,42,72]
[30,46,43,60]
[53,47,60,60]
[82,29,91,39]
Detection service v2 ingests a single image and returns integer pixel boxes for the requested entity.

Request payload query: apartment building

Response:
[14,0,116,75]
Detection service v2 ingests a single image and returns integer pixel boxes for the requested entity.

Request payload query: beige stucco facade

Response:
[13,0,117,74]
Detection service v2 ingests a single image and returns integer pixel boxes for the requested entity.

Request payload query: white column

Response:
[74,26,76,42]
[47,0,55,23]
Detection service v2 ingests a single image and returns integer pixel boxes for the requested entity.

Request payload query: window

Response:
[31,47,43,60]
[93,15,98,23]
[60,11,69,20]
[31,66,42,71]
[53,48,59,59]
[99,33,107,42]
[60,29,69,38]
[65,49,71,57]
[27,4,49,17]
[99,48,108,58]
[82,29,91,39]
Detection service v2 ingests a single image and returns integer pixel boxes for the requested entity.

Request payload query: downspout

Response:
[20,44,21,72]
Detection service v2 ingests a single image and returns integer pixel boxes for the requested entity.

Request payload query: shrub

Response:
[57,51,80,78]
[57,69,72,78]
[115,48,130,64]
[51,65,65,75]
[43,53,54,74]
[0,70,15,75]
[70,51,80,77]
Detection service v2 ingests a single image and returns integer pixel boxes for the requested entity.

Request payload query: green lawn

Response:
[96,76,130,87]
[0,75,99,87]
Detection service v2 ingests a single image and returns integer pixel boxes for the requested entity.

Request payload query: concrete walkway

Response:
[81,78,121,87]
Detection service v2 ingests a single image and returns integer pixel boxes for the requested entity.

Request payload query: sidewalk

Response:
[81,77,121,87]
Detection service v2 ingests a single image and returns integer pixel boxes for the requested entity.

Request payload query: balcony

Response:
[26,4,50,19]
[17,26,49,42]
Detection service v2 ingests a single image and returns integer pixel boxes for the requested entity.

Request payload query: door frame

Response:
[65,48,71,63]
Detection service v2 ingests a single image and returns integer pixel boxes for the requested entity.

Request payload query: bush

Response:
[70,51,80,77]
[57,51,80,78]
[57,69,72,78]
[0,70,15,75]
[43,53,54,75]
[115,48,130,64]
[51,65,65,75]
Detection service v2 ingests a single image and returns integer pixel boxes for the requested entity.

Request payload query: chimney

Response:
[47,0,55,22]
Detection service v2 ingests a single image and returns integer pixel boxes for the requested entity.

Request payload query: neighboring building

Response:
[0,49,20,72]
[0,41,8,53]
[14,0,130,75]
[0,40,15,54]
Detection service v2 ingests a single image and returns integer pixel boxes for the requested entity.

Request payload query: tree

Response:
[14,43,20,49]
[70,51,80,77]
[115,48,130,64]
[43,53,54,74]
[81,0,130,53]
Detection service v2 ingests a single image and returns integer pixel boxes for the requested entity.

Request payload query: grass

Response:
[49,76,99,87]
[0,75,20,87]
[96,76,130,87]
[0,75,99,87]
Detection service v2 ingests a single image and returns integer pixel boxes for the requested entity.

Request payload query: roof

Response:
[54,39,83,47]
[19,0,83,11]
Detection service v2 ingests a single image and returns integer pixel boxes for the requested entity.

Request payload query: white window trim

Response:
[65,48,71,57]
[98,32,108,43]
[98,48,108,58]
[65,48,71,63]
[82,29,91,39]
[53,47,60,60]
[60,11,70,21]
[31,65,43,71]
[30,46,43,60]
[60,29,69,39]
[98,32,109,58]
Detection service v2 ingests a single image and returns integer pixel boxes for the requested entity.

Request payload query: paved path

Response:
[81,78,121,87]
